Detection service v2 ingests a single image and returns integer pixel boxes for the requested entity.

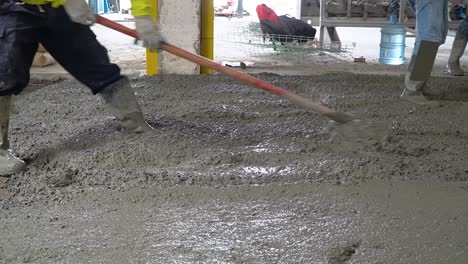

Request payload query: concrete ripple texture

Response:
[0,73,467,263]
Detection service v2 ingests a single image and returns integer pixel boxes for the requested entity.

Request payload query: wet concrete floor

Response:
[1,73,467,263]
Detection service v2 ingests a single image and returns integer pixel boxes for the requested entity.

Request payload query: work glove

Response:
[135,16,163,50]
[64,0,96,26]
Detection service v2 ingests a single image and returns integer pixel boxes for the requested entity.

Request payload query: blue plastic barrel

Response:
[379,15,406,65]
[89,0,98,13]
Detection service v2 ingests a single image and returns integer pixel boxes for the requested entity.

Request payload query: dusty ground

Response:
[1,73,468,263]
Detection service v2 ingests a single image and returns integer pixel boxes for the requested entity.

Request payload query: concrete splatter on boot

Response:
[400,41,440,106]
[446,30,467,76]
[0,96,26,176]
[401,68,439,106]
[99,77,154,133]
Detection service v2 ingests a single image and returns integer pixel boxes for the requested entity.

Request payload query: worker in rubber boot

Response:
[0,0,161,176]
[401,0,448,105]
[447,16,468,76]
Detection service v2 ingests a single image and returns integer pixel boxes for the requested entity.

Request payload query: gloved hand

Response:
[135,16,163,50]
[64,0,96,26]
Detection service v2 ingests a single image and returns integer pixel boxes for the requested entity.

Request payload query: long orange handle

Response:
[95,15,337,117]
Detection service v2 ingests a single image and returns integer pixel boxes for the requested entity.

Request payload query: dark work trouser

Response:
[0,0,122,96]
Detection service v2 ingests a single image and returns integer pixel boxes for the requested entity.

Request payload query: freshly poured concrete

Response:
[1,73,467,263]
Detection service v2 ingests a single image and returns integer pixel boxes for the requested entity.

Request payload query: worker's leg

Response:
[0,1,45,175]
[0,96,26,176]
[0,1,43,96]
[99,77,152,133]
[413,0,448,54]
[447,20,468,76]
[401,0,448,104]
[39,5,152,132]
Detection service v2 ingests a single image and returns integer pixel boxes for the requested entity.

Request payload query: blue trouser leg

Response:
[0,0,122,96]
[0,2,42,96]
[413,0,448,54]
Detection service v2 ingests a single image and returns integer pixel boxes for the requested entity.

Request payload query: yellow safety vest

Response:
[22,0,151,17]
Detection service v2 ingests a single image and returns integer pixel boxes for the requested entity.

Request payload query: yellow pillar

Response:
[146,0,159,76]
[201,0,214,74]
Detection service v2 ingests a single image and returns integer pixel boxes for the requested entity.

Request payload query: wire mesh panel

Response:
[215,20,356,64]
[262,34,355,53]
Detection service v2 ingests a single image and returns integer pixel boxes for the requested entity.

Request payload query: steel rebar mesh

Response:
[215,20,356,65]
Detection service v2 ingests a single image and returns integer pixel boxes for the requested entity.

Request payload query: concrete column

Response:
[159,0,201,74]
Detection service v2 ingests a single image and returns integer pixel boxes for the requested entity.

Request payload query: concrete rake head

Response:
[330,116,393,152]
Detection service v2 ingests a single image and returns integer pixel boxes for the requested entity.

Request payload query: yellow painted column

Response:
[146,0,159,75]
[201,0,214,74]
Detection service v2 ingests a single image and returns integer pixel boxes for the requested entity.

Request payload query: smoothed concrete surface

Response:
[2,181,468,263]
[1,73,467,263]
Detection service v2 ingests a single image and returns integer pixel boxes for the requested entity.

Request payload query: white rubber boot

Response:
[0,96,26,176]
[447,30,467,76]
[99,77,153,133]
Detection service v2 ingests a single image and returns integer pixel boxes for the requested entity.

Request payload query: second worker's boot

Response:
[0,96,26,176]
[447,30,467,76]
[99,77,154,133]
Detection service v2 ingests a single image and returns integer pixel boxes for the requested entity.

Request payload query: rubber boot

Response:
[99,77,153,133]
[0,96,26,176]
[446,30,467,76]
[401,41,440,106]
